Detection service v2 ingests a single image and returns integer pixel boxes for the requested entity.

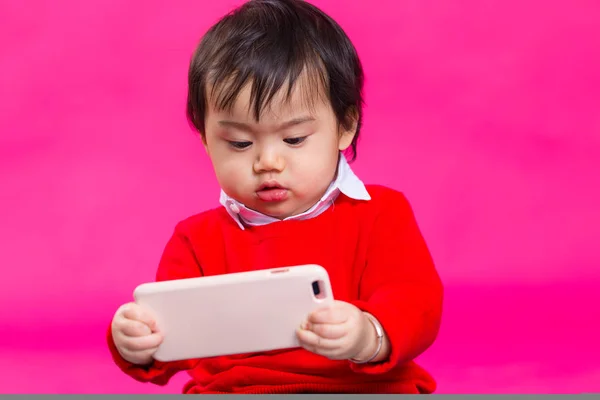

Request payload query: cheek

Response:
[292,142,338,186]
[211,154,251,192]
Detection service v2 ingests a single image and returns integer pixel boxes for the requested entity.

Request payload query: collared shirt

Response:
[219,155,371,230]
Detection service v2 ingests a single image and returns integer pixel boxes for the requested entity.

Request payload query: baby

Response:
[108,0,443,394]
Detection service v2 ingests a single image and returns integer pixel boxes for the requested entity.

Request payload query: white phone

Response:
[133,264,334,362]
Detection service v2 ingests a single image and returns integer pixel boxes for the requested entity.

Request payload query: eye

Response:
[283,137,307,146]
[228,141,252,149]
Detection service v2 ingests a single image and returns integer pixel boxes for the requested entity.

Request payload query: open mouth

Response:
[256,181,289,202]
[258,181,284,191]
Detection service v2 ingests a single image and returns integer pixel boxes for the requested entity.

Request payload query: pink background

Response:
[1,0,599,394]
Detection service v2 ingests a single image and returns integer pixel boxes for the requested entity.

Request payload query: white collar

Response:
[219,154,371,230]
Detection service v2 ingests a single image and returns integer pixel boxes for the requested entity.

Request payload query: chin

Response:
[260,209,294,220]
[254,203,296,219]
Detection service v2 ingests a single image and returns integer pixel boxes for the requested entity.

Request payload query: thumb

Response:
[124,303,160,333]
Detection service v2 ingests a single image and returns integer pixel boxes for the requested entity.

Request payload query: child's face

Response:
[203,75,355,219]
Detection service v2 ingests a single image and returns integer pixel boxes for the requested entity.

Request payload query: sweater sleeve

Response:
[350,189,443,374]
[107,221,204,385]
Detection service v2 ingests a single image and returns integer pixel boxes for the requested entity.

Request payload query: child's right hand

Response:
[111,302,163,365]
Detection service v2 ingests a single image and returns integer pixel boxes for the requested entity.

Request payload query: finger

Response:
[120,319,153,337]
[296,327,340,351]
[122,303,159,332]
[120,332,163,352]
[119,346,159,364]
[308,322,348,340]
[309,306,348,325]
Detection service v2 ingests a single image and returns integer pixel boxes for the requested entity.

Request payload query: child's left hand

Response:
[296,300,375,361]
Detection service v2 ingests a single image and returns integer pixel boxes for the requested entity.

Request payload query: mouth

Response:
[258,181,285,191]
[256,181,289,202]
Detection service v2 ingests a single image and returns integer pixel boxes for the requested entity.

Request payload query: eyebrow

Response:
[217,116,315,132]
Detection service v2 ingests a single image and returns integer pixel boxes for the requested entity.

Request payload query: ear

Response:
[337,107,358,151]
[201,134,209,153]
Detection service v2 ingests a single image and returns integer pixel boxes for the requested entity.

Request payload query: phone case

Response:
[133,264,334,362]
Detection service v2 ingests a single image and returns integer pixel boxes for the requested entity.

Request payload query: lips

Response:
[256,181,289,202]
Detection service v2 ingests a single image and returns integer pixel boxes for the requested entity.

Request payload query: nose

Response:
[253,146,285,174]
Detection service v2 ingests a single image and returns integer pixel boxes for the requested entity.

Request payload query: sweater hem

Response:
[185,381,426,394]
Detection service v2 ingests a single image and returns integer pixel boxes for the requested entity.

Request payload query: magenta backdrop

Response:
[1,0,599,394]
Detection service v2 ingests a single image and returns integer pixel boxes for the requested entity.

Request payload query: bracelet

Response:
[349,313,384,364]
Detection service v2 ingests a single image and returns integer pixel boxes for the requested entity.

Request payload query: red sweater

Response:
[107,185,443,394]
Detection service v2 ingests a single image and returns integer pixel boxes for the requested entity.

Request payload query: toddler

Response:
[108,0,443,394]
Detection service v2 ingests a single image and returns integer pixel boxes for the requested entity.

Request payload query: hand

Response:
[296,300,377,361]
[111,302,163,365]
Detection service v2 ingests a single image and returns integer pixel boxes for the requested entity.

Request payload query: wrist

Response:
[350,312,383,363]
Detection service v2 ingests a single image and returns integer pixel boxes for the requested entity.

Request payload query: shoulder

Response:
[364,184,412,209]
[345,184,418,226]
[171,206,233,238]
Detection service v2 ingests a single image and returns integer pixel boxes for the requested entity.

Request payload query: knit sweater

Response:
[107,184,443,394]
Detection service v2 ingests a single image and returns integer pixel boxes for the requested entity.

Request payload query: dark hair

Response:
[186,0,364,161]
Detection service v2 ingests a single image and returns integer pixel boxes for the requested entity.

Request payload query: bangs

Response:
[207,48,329,120]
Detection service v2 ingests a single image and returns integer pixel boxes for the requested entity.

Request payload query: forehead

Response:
[207,69,330,122]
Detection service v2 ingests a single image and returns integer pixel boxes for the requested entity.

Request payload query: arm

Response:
[350,190,443,374]
[107,221,204,385]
